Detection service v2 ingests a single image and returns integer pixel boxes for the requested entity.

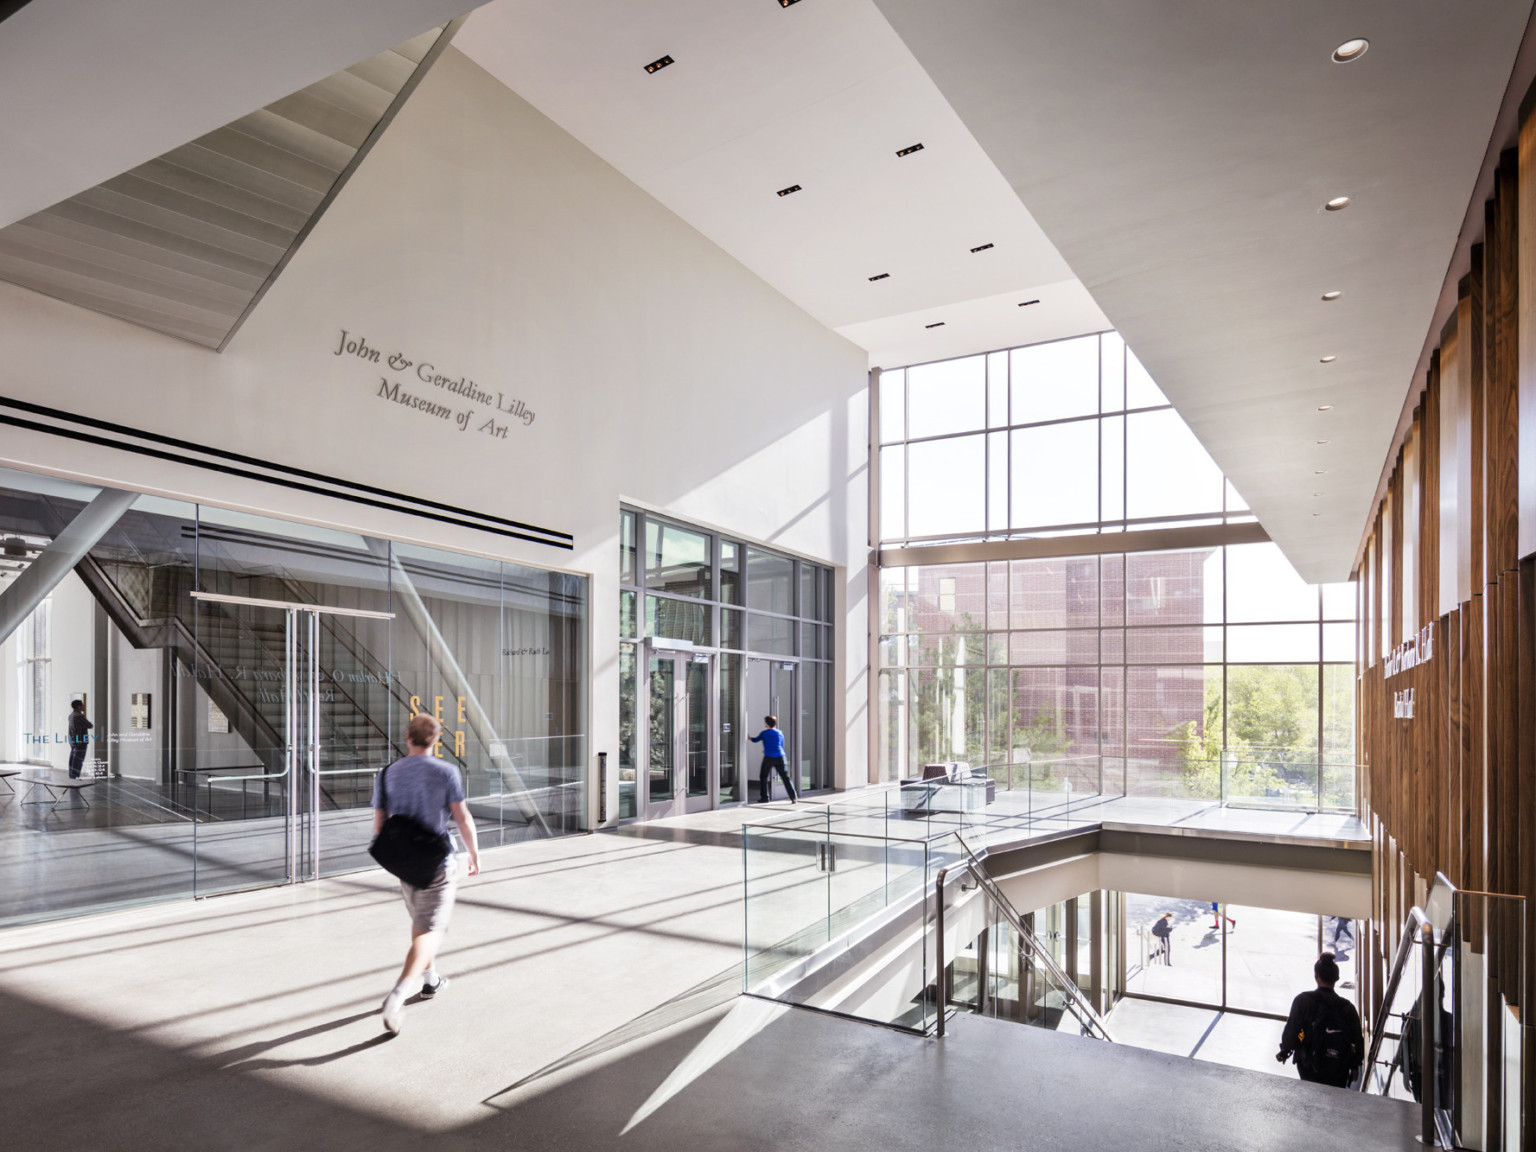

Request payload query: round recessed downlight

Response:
[1320,355,1337,363]
[1318,404,1334,411]
[1332,38,1369,63]
[1322,290,1342,301]
[1325,196,1351,211]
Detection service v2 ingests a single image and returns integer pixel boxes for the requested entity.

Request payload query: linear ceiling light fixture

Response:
[1325,196,1351,211]
[776,184,802,197]
[1018,299,1040,307]
[1321,290,1342,301]
[1332,38,1369,63]
[896,143,925,157]
[644,55,674,74]
[925,322,945,329]
[970,243,995,253]
[868,273,890,281]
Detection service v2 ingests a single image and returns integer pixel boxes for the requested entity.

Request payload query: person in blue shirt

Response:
[749,715,797,803]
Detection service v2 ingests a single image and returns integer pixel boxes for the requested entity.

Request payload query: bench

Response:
[0,768,20,798]
[20,773,100,810]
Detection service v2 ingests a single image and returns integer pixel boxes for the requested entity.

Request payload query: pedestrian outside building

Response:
[749,715,797,804]
[1276,952,1364,1087]
[371,713,481,1036]
[1150,912,1173,965]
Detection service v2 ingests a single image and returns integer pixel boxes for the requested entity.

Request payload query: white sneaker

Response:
[381,988,406,1035]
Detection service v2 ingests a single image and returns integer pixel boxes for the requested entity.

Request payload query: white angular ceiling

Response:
[871,0,1533,582]
[454,0,1108,369]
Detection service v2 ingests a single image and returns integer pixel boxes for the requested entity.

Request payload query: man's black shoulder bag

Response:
[368,764,452,889]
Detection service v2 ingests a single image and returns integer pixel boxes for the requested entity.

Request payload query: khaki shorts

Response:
[399,857,459,933]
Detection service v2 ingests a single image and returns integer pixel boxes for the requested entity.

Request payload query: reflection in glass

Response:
[620,589,636,639]
[719,655,740,802]
[721,607,744,651]
[747,547,794,615]
[721,540,742,605]
[648,657,675,801]
[620,510,636,584]
[619,644,637,819]
[646,519,711,598]
[686,660,708,798]
[748,612,793,655]
[647,595,711,645]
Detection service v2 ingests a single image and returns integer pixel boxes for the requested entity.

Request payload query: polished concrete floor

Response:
[0,802,1415,1151]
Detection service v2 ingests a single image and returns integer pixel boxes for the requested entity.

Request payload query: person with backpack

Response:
[1277,952,1364,1087]
[370,712,481,1036]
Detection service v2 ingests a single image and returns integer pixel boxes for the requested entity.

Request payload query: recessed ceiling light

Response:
[868,273,890,282]
[776,184,802,197]
[1320,355,1337,363]
[1018,299,1041,307]
[1321,290,1342,301]
[1332,38,1369,63]
[925,322,946,329]
[1325,196,1351,211]
[644,55,674,74]
[970,243,995,253]
[1318,404,1334,411]
[1316,440,1330,445]
[896,143,925,158]
[779,0,804,6]
[1313,492,1324,497]
[1314,470,1327,475]
[1313,511,1323,516]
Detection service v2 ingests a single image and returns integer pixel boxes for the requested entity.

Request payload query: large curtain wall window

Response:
[875,333,1356,810]
[617,508,834,819]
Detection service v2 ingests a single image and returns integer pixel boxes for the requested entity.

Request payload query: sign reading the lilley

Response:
[334,329,535,441]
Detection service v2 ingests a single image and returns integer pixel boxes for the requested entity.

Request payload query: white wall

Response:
[0,47,871,818]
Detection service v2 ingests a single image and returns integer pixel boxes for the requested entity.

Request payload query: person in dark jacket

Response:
[1150,912,1174,964]
[66,699,92,779]
[1277,952,1364,1087]
[749,715,796,803]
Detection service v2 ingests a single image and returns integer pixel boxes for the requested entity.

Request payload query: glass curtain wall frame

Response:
[618,507,834,818]
[871,329,1357,810]
[875,548,1355,806]
[876,332,1252,548]
[0,463,588,930]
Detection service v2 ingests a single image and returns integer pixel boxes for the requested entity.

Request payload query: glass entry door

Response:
[188,592,394,887]
[646,648,713,818]
[746,657,798,802]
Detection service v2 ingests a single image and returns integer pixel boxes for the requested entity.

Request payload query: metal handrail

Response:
[950,832,1114,1041]
[1360,871,1456,1091]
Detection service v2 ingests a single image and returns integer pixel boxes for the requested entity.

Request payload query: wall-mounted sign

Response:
[1393,687,1415,720]
[130,693,152,730]
[208,700,229,734]
[334,329,535,444]
[1385,623,1434,679]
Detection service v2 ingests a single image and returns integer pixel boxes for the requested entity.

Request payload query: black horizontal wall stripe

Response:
[0,394,572,548]
[0,411,572,551]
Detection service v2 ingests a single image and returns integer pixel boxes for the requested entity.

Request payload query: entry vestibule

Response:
[618,508,834,820]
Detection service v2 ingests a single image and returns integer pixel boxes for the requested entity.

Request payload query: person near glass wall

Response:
[750,715,796,804]
[1276,952,1363,1087]
[1150,912,1173,964]
[66,699,92,779]
[373,713,481,1036]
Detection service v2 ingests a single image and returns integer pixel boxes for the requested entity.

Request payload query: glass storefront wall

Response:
[875,333,1357,810]
[0,465,587,927]
[617,508,834,819]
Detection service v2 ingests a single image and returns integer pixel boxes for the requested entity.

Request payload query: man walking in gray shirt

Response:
[372,713,481,1035]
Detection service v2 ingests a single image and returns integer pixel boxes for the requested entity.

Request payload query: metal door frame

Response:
[641,641,717,819]
[189,592,393,883]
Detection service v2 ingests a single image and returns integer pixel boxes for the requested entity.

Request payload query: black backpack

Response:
[1301,993,1360,1084]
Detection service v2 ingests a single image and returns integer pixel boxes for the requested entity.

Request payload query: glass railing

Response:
[742,805,1114,1040]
